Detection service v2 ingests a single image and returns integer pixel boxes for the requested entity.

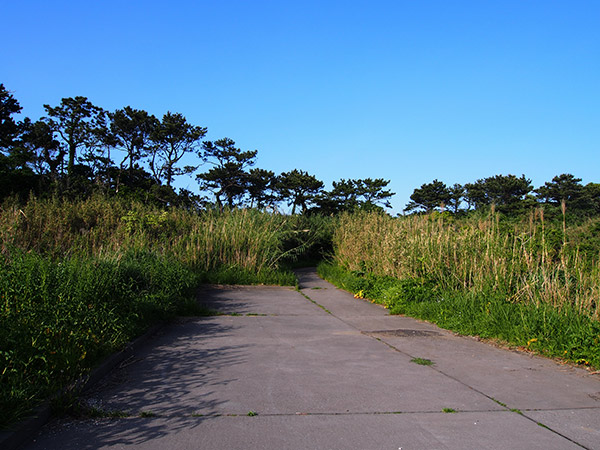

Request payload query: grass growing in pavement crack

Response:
[410,357,434,366]
[247,411,258,416]
[491,398,508,408]
[139,410,157,418]
[442,408,457,413]
[296,288,332,314]
[491,397,522,414]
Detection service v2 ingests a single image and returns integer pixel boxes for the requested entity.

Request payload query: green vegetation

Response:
[0,84,395,215]
[4,82,600,433]
[319,210,600,371]
[491,398,508,408]
[410,358,434,366]
[0,195,324,429]
[0,249,200,428]
[442,408,457,413]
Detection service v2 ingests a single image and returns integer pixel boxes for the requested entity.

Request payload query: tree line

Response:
[405,174,600,218]
[0,84,394,213]
[4,83,597,219]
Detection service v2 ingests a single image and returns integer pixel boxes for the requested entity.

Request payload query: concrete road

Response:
[25,268,600,449]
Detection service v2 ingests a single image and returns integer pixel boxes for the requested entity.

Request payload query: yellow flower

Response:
[526,338,538,347]
[354,290,365,299]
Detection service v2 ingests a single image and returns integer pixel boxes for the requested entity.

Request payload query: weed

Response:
[0,195,321,429]
[298,290,332,314]
[329,210,600,318]
[319,262,600,371]
[247,411,258,417]
[491,398,508,408]
[139,411,157,418]
[410,357,434,366]
[442,408,457,413]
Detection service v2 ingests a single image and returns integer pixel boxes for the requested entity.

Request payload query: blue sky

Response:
[3,0,599,213]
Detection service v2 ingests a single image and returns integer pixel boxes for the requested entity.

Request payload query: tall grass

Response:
[0,195,323,428]
[318,261,600,369]
[0,249,202,428]
[0,195,297,276]
[332,210,600,319]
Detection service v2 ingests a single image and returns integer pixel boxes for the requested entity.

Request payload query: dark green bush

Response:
[0,250,201,428]
[318,262,600,370]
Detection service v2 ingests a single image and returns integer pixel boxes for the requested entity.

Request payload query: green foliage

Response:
[314,178,394,214]
[5,84,600,220]
[411,358,434,366]
[277,169,324,214]
[43,96,107,181]
[405,179,451,213]
[0,195,322,429]
[464,174,533,213]
[0,249,201,429]
[536,174,586,208]
[380,279,438,314]
[148,112,206,187]
[318,262,600,371]
[198,266,296,286]
[331,210,600,317]
[278,214,335,267]
[110,107,158,166]
[0,83,22,151]
[196,138,257,208]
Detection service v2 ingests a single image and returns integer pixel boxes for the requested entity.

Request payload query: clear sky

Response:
[3,0,599,213]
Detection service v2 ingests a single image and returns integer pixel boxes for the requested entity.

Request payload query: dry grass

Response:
[0,195,290,274]
[332,210,600,319]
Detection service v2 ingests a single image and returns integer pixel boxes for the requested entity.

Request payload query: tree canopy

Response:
[277,169,324,214]
[3,83,600,219]
[404,179,451,213]
[196,138,257,209]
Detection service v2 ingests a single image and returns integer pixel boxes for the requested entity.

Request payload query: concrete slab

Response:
[374,331,600,411]
[22,268,600,449]
[526,409,600,450]
[197,285,320,316]
[301,285,389,318]
[296,268,600,412]
[81,314,501,417]
[27,412,584,450]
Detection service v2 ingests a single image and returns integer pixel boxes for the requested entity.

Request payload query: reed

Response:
[0,195,308,428]
[0,195,293,277]
[332,210,600,319]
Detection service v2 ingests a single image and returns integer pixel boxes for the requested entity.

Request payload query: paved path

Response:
[25,268,600,449]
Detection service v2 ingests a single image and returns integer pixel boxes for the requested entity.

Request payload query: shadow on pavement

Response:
[30,318,244,449]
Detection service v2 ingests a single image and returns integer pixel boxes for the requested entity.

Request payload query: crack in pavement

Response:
[299,287,595,450]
